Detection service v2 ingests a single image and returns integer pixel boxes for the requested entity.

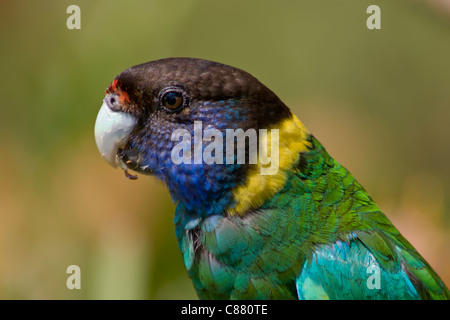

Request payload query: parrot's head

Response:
[95,58,310,216]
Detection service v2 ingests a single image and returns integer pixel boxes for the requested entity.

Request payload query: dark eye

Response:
[159,87,188,111]
[163,91,183,110]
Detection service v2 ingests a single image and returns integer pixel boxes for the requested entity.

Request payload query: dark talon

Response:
[124,169,138,180]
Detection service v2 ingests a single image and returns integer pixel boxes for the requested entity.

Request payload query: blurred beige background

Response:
[0,0,449,299]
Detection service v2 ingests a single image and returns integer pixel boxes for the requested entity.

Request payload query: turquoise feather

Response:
[175,135,450,299]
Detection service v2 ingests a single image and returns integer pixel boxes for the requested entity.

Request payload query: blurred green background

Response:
[0,0,449,299]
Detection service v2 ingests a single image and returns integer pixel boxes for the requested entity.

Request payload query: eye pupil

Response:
[162,91,184,110]
[165,92,179,105]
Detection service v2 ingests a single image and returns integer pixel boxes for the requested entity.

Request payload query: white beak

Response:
[94,99,137,168]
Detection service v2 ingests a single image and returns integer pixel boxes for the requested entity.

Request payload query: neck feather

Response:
[227,114,311,215]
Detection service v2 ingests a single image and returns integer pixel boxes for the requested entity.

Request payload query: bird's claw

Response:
[124,169,138,180]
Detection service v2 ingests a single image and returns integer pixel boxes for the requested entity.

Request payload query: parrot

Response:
[94,57,449,300]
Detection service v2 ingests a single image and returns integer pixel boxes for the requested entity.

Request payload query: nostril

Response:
[105,94,120,111]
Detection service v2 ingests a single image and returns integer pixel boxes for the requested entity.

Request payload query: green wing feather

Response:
[294,136,449,299]
[175,135,449,299]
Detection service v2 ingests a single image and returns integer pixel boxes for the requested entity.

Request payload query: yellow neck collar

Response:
[227,114,311,215]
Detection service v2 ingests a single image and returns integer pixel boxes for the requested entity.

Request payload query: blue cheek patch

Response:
[131,98,252,218]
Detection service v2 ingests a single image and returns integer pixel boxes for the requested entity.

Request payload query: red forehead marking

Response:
[105,79,130,103]
[106,79,119,93]
[118,90,130,104]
